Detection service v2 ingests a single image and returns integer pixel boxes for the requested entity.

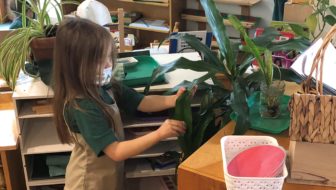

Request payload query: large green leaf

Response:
[267,37,310,52]
[245,68,304,84]
[230,81,250,134]
[144,57,220,94]
[252,27,280,47]
[329,5,336,16]
[264,49,273,86]
[325,15,336,26]
[200,0,236,77]
[289,23,310,39]
[238,55,254,75]
[229,15,266,79]
[170,33,223,69]
[172,90,193,159]
[305,14,318,34]
[163,80,210,95]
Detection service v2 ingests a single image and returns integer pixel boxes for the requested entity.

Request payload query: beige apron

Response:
[64,91,125,190]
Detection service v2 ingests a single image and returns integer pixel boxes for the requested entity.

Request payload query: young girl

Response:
[53,18,186,190]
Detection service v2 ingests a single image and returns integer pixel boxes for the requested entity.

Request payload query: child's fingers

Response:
[174,125,186,135]
[167,119,185,128]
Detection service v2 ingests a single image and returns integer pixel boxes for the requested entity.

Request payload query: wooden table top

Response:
[178,82,336,190]
[0,92,18,151]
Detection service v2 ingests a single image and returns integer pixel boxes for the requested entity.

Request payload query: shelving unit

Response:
[98,0,186,48]
[13,75,181,190]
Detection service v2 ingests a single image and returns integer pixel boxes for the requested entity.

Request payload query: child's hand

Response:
[156,119,186,140]
[172,86,198,106]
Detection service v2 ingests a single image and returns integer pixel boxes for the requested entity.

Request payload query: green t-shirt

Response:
[65,84,144,156]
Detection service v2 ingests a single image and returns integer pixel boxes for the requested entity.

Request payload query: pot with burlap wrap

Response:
[287,25,336,187]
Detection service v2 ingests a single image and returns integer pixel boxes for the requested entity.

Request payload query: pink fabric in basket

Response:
[227,145,286,177]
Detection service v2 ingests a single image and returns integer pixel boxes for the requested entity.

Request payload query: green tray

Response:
[230,91,291,134]
[122,55,166,87]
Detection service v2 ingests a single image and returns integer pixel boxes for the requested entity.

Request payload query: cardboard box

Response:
[283,2,313,23]
[288,141,336,187]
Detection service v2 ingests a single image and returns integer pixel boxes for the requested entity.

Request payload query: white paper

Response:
[290,38,336,92]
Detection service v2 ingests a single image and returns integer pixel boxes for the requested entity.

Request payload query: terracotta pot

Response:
[30,37,56,61]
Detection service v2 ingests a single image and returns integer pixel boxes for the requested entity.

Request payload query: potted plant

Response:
[146,0,310,161]
[0,0,78,89]
[287,0,336,41]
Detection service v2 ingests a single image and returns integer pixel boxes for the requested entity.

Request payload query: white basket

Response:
[220,136,288,190]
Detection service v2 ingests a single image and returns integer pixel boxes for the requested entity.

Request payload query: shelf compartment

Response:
[118,0,169,7]
[26,153,69,187]
[125,127,177,141]
[21,118,74,155]
[17,99,53,119]
[30,184,64,190]
[27,178,65,187]
[123,110,170,129]
[181,9,260,29]
[125,158,176,178]
[131,141,180,158]
[214,0,261,6]
[123,106,200,129]
[125,25,170,33]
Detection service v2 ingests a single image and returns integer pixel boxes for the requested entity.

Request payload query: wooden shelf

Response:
[125,25,170,33]
[214,0,261,6]
[124,120,163,129]
[125,158,176,178]
[17,100,53,119]
[181,13,256,29]
[27,177,65,187]
[12,75,54,100]
[131,141,180,158]
[21,118,74,155]
[118,0,169,7]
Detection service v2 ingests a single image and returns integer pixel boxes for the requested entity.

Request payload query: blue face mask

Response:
[97,66,113,86]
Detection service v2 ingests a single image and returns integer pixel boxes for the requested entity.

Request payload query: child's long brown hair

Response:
[53,18,118,144]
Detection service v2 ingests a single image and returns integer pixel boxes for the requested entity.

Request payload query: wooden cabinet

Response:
[98,0,186,48]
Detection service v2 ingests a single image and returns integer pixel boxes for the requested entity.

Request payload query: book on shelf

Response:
[129,19,170,32]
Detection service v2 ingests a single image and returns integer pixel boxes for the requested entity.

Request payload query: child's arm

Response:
[137,87,186,112]
[103,119,185,161]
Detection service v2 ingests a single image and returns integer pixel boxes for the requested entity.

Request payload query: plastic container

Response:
[220,136,288,190]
